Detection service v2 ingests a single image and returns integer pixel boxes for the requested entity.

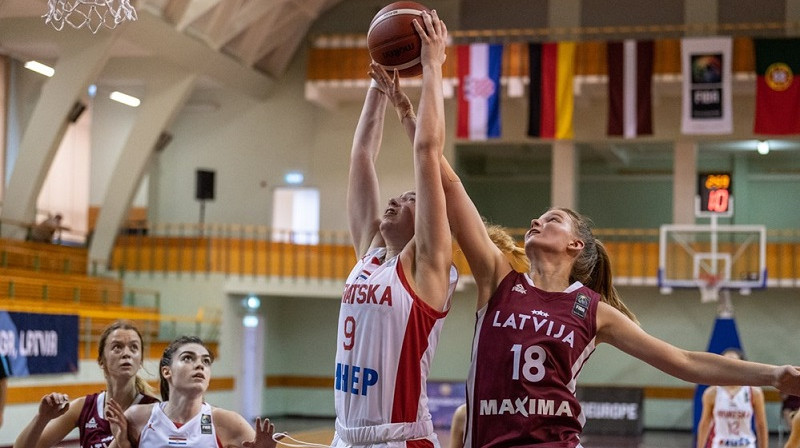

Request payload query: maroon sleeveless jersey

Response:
[78,392,159,448]
[465,271,600,448]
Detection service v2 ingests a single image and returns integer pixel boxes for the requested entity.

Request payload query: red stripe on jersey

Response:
[407,439,434,448]
[391,259,446,423]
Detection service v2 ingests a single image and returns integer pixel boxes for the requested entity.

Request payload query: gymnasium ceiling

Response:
[0,0,347,80]
[0,0,799,169]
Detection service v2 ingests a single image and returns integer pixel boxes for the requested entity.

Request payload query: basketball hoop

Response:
[698,273,722,303]
[43,0,138,34]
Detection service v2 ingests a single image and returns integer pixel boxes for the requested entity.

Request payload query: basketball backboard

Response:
[658,224,766,299]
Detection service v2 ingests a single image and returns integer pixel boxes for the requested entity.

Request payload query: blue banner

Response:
[0,311,79,375]
[427,381,466,429]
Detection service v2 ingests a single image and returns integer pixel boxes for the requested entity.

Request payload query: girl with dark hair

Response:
[370,66,800,448]
[14,320,159,448]
[333,10,454,448]
[106,335,277,448]
[697,348,768,448]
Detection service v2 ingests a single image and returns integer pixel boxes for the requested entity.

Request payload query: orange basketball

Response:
[367,1,430,78]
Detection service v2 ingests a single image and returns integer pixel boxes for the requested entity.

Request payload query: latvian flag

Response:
[527,42,576,139]
[456,43,503,140]
[606,40,654,138]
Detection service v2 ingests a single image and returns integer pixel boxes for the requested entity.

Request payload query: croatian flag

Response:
[457,43,503,140]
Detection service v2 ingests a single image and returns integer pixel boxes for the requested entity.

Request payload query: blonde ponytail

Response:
[485,222,530,273]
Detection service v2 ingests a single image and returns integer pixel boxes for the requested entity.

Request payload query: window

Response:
[271,187,319,244]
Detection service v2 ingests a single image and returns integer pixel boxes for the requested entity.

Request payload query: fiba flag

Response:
[681,37,733,135]
[456,43,503,140]
[754,38,800,135]
[528,42,576,139]
[607,40,654,138]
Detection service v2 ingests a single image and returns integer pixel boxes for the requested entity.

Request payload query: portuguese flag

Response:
[527,42,576,139]
[754,38,800,135]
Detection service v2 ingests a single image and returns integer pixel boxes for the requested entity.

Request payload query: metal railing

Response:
[104,223,800,287]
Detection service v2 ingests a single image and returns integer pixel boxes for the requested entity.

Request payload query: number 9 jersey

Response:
[334,247,458,447]
[465,271,600,448]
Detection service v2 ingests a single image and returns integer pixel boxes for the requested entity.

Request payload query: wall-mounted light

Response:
[242,295,261,311]
[109,91,141,107]
[242,315,259,328]
[24,60,55,77]
[284,171,304,185]
[757,140,770,155]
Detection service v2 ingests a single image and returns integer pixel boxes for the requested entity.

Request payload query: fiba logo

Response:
[765,62,793,91]
[464,76,496,100]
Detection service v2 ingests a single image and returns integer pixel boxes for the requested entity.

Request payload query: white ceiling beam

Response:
[201,0,241,49]
[172,0,221,31]
[119,10,274,98]
[255,19,312,75]
[209,1,278,51]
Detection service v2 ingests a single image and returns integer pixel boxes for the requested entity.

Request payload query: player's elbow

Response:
[414,137,444,160]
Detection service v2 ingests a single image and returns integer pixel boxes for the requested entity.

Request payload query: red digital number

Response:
[707,188,729,212]
[343,316,356,350]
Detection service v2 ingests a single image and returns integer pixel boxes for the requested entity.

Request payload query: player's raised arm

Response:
[404,10,452,311]
[371,39,510,310]
[347,71,390,258]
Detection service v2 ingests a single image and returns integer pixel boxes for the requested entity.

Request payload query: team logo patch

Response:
[572,293,589,319]
[201,413,212,434]
[765,62,793,91]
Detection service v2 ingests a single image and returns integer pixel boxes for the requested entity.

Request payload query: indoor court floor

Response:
[268,417,785,448]
[266,418,782,448]
[50,416,786,448]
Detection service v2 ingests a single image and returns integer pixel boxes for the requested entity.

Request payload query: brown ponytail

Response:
[558,208,639,325]
[587,240,638,324]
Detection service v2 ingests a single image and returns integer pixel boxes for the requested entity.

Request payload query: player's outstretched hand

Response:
[413,10,447,68]
[243,417,279,448]
[38,392,71,420]
[775,365,800,396]
[105,398,132,448]
[369,62,414,121]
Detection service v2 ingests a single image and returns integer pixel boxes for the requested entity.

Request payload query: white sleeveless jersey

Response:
[708,386,757,448]
[334,247,458,447]
[139,402,220,448]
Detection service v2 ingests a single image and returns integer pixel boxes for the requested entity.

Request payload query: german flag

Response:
[527,42,576,139]
[754,38,800,135]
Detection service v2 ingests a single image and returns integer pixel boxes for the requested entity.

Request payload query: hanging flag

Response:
[456,43,503,140]
[681,37,733,135]
[607,40,654,138]
[753,38,800,135]
[528,42,576,139]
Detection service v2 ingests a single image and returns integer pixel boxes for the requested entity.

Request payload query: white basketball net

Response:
[43,0,138,34]
[698,274,722,303]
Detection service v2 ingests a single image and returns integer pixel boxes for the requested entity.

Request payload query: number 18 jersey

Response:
[465,271,600,448]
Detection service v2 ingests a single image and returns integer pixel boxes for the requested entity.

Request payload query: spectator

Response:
[30,214,63,243]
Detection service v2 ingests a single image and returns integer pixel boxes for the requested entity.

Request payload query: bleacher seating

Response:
[0,237,87,275]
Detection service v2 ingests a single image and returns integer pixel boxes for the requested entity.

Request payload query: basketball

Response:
[367,1,430,78]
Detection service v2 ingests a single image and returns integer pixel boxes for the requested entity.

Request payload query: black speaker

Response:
[195,169,215,201]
